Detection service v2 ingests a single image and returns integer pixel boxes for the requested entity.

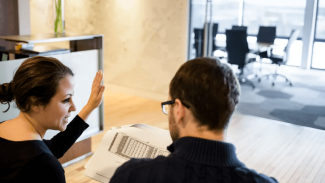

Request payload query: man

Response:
[110,57,278,183]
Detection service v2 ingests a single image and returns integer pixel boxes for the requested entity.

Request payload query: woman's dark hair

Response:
[169,57,240,132]
[0,56,74,113]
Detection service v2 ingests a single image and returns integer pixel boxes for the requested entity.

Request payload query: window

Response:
[188,0,207,60]
[242,0,306,66]
[211,0,240,33]
[312,0,325,69]
[243,0,306,37]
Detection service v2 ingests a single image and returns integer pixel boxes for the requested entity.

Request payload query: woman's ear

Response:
[31,105,40,113]
[30,97,40,113]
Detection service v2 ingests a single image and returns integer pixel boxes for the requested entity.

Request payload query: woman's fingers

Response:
[93,71,103,94]
[97,71,103,93]
[93,71,99,85]
[86,70,105,110]
[93,71,104,98]
[97,85,105,100]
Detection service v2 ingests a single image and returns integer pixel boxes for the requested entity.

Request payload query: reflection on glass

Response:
[312,42,325,69]
[315,0,325,39]
[189,0,241,60]
[243,0,306,37]
[189,0,207,60]
[312,0,325,69]
[211,0,240,33]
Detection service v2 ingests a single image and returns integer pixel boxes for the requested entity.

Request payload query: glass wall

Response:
[211,0,240,33]
[188,0,207,60]
[188,0,325,70]
[243,0,306,37]
[188,0,241,60]
[312,0,325,69]
[242,0,306,66]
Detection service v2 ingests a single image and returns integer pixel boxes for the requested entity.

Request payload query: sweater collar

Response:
[167,136,245,167]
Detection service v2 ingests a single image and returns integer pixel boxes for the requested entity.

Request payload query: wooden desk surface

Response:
[64,90,325,183]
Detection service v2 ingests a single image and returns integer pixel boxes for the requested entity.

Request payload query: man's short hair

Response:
[169,57,240,131]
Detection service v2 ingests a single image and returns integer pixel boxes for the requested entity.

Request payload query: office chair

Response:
[212,23,219,53]
[256,26,277,73]
[194,28,204,58]
[257,26,276,60]
[257,26,276,44]
[232,25,248,32]
[258,29,299,86]
[226,29,255,89]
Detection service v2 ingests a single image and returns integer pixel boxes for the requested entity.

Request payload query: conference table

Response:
[215,40,274,53]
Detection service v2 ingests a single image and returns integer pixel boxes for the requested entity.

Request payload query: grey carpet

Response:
[235,64,325,131]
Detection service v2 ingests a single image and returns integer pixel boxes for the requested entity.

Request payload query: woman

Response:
[0,56,105,183]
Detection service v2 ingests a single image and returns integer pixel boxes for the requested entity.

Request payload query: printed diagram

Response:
[108,132,170,160]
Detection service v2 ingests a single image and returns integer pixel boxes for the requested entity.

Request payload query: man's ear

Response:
[174,99,186,124]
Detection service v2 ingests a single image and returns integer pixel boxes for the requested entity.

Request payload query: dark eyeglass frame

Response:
[161,100,190,115]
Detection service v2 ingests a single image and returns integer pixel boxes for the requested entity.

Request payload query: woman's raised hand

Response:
[86,70,105,110]
[79,71,105,121]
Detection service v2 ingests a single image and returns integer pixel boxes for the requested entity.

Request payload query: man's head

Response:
[166,57,240,141]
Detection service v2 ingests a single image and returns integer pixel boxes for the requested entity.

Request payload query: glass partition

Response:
[243,0,306,37]
[211,0,240,33]
[188,0,207,60]
[188,0,322,69]
[243,0,306,66]
[312,0,325,69]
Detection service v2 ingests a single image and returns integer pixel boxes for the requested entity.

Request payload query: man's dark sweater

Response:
[110,137,279,183]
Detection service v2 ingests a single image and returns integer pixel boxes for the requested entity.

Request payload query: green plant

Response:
[54,0,63,34]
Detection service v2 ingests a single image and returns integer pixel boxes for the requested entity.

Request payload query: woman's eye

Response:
[63,98,70,103]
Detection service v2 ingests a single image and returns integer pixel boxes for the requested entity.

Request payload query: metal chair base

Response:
[258,73,293,86]
[238,76,255,89]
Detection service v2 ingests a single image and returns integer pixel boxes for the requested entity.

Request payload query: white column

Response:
[203,0,210,57]
[301,0,318,69]
[18,0,31,35]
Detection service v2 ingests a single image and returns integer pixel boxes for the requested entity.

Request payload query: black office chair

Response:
[257,26,276,44]
[255,26,277,73]
[232,25,248,32]
[226,29,255,89]
[211,23,219,53]
[258,29,299,86]
[194,28,204,58]
[257,26,276,59]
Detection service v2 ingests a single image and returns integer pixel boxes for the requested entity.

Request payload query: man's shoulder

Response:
[234,166,279,183]
[110,156,171,183]
[117,155,168,173]
[110,156,279,183]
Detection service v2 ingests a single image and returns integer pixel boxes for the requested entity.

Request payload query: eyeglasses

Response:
[161,100,190,115]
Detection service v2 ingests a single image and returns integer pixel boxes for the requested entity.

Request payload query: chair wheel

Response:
[258,79,261,82]
[272,82,275,86]
[289,83,293,86]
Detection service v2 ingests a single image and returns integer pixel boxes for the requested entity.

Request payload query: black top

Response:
[110,137,279,183]
[0,115,89,183]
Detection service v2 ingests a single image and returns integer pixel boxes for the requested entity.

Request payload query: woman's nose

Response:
[69,99,77,112]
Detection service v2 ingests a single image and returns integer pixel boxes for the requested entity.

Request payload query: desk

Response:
[216,41,273,52]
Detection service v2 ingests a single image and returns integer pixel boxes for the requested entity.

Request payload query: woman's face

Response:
[37,75,76,131]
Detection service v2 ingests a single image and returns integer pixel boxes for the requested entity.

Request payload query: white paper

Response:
[84,124,172,182]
